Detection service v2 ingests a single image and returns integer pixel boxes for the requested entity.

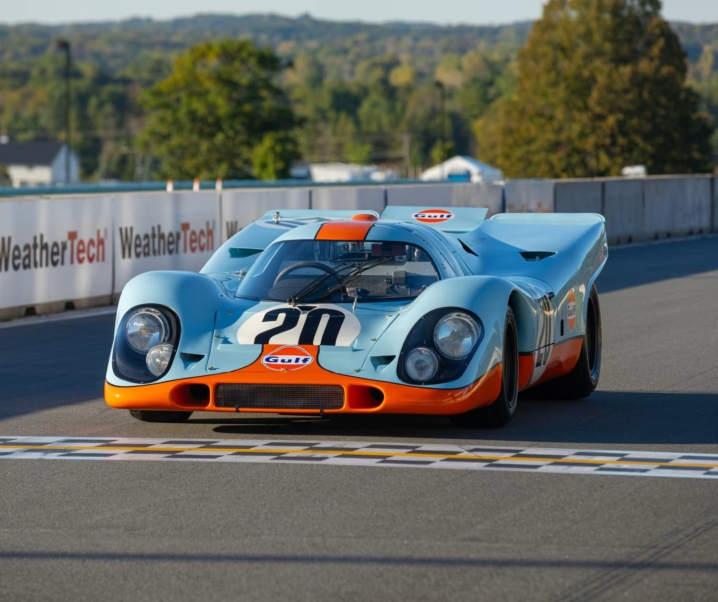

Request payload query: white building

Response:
[291,163,396,183]
[0,141,80,187]
[420,155,503,183]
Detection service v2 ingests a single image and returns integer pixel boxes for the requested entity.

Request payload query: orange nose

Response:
[351,214,378,222]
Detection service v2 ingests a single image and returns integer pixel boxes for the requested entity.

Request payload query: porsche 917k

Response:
[105,206,607,428]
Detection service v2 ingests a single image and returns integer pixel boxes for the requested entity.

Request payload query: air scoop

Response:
[351,213,378,222]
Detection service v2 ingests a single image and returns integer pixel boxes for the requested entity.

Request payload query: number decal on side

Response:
[237,304,361,347]
[528,292,556,385]
[534,294,555,370]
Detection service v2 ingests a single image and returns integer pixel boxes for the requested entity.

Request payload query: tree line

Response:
[0,1,714,180]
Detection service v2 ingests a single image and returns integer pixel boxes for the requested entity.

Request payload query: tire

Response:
[524,284,602,400]
[450,306,519,428]
[129,410,193,423]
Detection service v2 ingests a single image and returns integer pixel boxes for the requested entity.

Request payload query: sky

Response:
[2,0,718,25]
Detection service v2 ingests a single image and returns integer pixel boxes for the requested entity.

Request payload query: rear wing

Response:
[263,209,379,220]
[381,206,488,233]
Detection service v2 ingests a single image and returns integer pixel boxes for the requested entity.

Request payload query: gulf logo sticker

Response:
[261,346,314,371]
[412,209,455,223]
[567,290,577,331]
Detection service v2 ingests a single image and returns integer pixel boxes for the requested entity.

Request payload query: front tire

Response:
[129,410,193,423]
[450,306,519,428]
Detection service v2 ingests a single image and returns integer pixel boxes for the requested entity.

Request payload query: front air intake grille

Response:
[215,384,344,410]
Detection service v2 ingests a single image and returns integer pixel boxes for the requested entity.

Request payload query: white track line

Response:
[1,436,717,480]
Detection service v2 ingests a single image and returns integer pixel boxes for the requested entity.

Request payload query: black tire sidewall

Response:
[498,307,519,423]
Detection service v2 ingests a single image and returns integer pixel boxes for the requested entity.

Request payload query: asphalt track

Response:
[1,236,718,601]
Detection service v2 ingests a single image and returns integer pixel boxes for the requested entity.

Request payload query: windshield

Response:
[235,240,440,303]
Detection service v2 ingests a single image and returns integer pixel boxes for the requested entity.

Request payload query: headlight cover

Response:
[126,308,170,352]
[146,344,174,377]
[112,305,180,383]
[434,312,481,359]
[397,307,484,385]
[404,347,439,382]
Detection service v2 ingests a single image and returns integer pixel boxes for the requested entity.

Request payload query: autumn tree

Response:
[139,40,299,180]
[477,0,713,177]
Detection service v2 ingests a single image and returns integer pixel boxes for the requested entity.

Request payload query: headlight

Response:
[434,312,481,359]
[146,344,174,377]
[125,308,170,353]
[404,347,439,382]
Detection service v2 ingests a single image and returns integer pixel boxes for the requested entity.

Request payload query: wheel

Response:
[129,410,193,423]
[524,284,602,400]
[450,306,519,428]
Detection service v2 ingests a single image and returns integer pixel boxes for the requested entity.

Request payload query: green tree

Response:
[139,39,299,180]
[477,0,713,177]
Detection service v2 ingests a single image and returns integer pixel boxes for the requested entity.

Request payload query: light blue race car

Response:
[105,205,607,428]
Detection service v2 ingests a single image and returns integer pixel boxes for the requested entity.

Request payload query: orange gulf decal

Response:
[316,220,373,241]
[412,209,455,223]
[261,345,314,371]
[533,338,583,386]
[567,289,577,332]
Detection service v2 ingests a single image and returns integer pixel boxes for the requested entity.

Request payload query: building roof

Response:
[420,155,503,183]
[0,141,64,167]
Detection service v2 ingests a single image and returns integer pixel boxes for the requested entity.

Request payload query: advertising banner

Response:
[0,196,112,309]
[113,191,220,291]
[220,188,310,242]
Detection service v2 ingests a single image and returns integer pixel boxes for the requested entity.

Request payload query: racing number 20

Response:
[253,307,346,346]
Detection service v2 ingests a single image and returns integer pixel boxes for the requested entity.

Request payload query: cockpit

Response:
[235,239,440,304]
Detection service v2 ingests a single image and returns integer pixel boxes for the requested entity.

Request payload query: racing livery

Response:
[105,206,607,428]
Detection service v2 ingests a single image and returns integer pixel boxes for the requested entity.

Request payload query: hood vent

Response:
[520,251,556,262]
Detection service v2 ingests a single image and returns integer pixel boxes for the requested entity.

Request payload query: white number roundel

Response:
[237,304,361,347]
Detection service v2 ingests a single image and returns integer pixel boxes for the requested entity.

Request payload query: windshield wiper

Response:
[287,262,350,306]
[306,257,394,303]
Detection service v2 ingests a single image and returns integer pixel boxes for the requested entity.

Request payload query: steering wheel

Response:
[273,261,340,286]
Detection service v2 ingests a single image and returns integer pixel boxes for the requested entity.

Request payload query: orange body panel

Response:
[518,354,534,391]
[518,338,584,390]
[535,338,583,385]
[105,344,503,416]
[316,221,373,241]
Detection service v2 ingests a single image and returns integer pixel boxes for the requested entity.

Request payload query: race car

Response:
[105,206,607,428]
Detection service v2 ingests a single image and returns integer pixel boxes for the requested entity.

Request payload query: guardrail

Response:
[1,176,716,319]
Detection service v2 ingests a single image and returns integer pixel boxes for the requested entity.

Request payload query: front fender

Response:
[361,276,517,388]
[108,271,231,386]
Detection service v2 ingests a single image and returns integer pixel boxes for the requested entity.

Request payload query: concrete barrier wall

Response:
[643,177,712,239]
[505,180,555,213]
[450,183,504,216]
[603,179,645,245]
[554,180,603,215]
[386,184,453,207]
[311,186,385,214]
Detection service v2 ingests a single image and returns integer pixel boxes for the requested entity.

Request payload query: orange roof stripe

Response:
[316,220,374,241]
